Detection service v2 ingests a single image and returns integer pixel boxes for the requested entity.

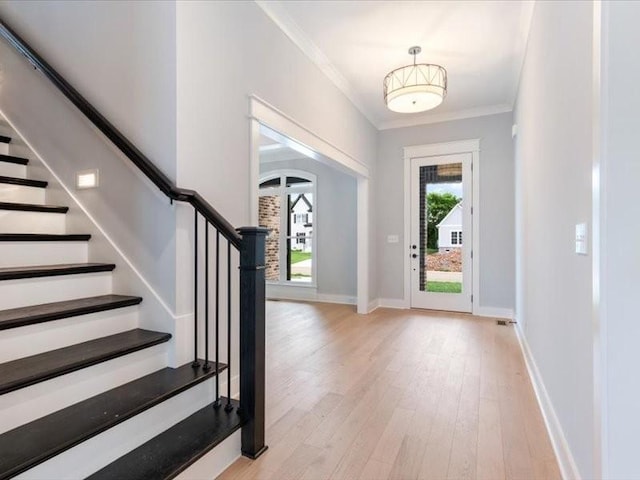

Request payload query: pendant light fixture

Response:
[383,46,447,113]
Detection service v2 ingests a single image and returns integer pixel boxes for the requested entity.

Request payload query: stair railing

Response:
[0,18,267,459]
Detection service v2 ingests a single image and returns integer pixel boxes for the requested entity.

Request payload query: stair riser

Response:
[0,184,45,205]
[0,345,168,435]
[0,144,8,155]
[0,163,26,178]
[0,306,139,363]
[0,210,66,234]
[15,377,217,480]
[174,430,241,480]
[0,272,112,310]
[0,242,88,267]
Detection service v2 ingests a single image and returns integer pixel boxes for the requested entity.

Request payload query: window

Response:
[258,171,315,284]
[451,231,462,245]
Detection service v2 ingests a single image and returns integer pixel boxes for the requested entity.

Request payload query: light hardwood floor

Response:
[218,301,560,480]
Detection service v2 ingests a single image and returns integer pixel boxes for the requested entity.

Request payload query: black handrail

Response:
[0,18,242,249]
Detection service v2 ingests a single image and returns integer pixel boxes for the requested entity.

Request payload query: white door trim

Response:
[403,139,480,314]
[248,95,370,313]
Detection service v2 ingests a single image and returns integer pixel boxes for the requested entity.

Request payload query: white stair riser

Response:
[0,241,88,267]
[0,183,45,204]
[0,306,139,363]
[0,210,66,234]
[0,345,169,435]
[0,143,8,155]
[174,430,241,480]
[0,162,26,178]
[0,272,112,310]
[15,375,216,480]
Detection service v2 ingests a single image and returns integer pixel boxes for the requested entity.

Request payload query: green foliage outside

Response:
[290,251,311,265]
[426,192,461,249]
[426,281,462,293]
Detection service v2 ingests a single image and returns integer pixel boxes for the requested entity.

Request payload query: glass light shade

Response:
[384,64,447,113]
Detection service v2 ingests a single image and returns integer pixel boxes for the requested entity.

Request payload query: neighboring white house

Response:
[290,193,313,252]
[436,202,463,252]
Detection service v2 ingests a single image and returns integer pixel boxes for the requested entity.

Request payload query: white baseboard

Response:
[266,284,356,305]
[378,298,410,309]
[367,298,409,313]
[474,306,514,319]
[367,298,380,312]
[514,323,581,480]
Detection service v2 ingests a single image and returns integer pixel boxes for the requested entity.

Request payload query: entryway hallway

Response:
[219,302,560,479]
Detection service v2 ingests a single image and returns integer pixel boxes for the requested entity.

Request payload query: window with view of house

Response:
[258,171,315,284]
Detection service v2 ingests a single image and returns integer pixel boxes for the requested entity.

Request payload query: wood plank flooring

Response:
[218,301,560,480]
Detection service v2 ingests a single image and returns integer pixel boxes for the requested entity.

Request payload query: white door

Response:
[410,153,472,312]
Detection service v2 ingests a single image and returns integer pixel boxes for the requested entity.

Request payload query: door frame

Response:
[248,95,371,314]
[403,139,480,314]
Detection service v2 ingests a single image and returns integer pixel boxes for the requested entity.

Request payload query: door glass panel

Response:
[258,195,280,281]
[419,163,463,293]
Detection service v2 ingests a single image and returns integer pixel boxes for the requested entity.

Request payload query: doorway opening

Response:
[249,96,369,312]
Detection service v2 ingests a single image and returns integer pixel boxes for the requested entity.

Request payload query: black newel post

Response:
[237,226,268,459]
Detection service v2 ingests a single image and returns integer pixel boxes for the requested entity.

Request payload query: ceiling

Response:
[257,0,533,130]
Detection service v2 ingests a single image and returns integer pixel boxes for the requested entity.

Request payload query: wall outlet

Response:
[575,223,588,255]
[387,235,399,244]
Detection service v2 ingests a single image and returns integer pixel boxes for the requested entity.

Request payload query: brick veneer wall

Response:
[259,195,280,281]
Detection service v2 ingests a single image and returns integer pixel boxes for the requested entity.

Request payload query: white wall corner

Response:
[514,324,582,480]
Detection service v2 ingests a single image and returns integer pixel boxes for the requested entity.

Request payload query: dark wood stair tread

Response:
[0,361,225,480]
[0,263,115,281]
[0,135,11,144]
[0,233,90,242]
[0,294,142,331]
[0,154,28,165]
[0,329,171,395]
[0,176,47,188]
[87,398,243,480]
[0,201,67,213]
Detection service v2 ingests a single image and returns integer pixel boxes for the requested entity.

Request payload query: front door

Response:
[410,153,472,312]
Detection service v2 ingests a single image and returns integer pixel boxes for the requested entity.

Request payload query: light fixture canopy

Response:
[384,46,447,114]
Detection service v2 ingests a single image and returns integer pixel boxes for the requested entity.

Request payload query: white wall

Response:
[600,2,640,477]
[261,157,357,299]
[514,1,594,477]
[175,0,378,313]
[0,2,178,315]
[376,112,514,310]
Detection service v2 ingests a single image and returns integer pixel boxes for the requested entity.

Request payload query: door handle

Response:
[412,253,418,258]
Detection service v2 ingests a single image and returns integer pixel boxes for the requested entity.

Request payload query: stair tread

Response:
[0,233,91,242]
[0,361,225,480]
[0,328,171,396]
[0,201,67,213]
[0,175,47,188]
[0,262,115,281]
[87,398,243,480]
[0,294,142,331]
[0,154,28,165]
[0,135,11,144]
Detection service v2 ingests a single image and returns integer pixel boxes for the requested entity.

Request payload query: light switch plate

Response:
[575,223,588,255]
[387,235,399,244]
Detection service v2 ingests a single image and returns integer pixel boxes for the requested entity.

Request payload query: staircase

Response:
[0,135,243,479]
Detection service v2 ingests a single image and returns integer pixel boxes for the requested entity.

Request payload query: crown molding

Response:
[378,103,513,130]
[256,1,519,132]
[255,0,378,127]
